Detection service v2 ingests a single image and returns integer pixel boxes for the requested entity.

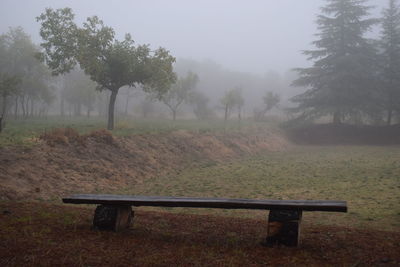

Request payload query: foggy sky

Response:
[0,0,385,74]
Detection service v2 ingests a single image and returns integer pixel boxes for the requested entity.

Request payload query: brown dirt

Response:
[0,201,399,266]
[0,128,289,201]
[287,123,400,145]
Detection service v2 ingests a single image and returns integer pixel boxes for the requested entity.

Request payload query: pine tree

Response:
[291,0,378,124]
[380,0,400,125]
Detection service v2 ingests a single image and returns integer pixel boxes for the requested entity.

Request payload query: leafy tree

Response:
[0,27,53,120]
[64,68,97,116]
[254,91,280,121]
[0,73,20,132]
[37,8,176,129]
[263,91,280,112]
[19,60,53,117]
[159,71,198,120]
[138,98,155,118]
[291,0,378,124]
[220,87,243,121]
[233,87,245,121]
[189,91,213,120]
[380,0,400,125]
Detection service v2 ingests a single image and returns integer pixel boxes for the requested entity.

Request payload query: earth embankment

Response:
[0,128,289,201]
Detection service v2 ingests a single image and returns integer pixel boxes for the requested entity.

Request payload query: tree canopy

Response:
[159,71,198,120]
[37,8,176,129]
[220,87,244,121]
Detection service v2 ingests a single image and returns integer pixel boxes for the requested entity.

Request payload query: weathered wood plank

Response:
[62,194,347,212]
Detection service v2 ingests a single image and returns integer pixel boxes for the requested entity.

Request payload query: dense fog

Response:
[0,0,396,128]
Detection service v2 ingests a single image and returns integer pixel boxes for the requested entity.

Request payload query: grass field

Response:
[118,145,400,231]
[2,118,398,231]
[1,118,399,265]
[0,116,277,147]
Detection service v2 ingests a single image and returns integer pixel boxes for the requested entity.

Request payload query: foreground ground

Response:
[1,119,399,265]
[0,202,399,266]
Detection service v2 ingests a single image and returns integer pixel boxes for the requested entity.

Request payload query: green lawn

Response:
[0,116,278,147]
[118,145,400,231]
[2,118,398,231]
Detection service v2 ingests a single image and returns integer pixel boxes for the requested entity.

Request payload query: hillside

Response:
[0,128,289,201]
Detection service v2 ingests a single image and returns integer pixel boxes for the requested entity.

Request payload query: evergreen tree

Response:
[291,0,378,124]
[380,0,400,125]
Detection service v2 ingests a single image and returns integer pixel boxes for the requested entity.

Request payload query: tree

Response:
[0,73,20,132]
[64,68,97,116]
[220,87,243,121]
[19,60,54,117]
[254,91,280,121]
[37,8,176,129]
[137,97,155,118]
[380,0,400,125]
[0,27,53,122]
[291,0,378,124]
[188,91,213,120]
[159,71,198,120]
[264,91,280,112]
[233,87,244,121]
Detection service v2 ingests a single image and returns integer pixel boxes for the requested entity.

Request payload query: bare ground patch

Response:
[0,201,399,266]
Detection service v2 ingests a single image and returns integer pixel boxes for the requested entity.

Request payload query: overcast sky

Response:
[0,0,386,74]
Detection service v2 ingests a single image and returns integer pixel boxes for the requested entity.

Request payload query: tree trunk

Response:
[25,97,29,118]
[333,111,341,124]
[14,96,18,119]
[224,105,228,121]
[125,94,129,116]
[172,109,176,121]
[387,109,393,126]
[30,98,34,117]
[60,96,65,117]
[77,103,81,116]
[20,96,26,117]
[87,108,91,118]
[1,96,7,133]
[107,89,119,130]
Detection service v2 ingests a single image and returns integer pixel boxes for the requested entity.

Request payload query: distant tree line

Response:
[1,1,399,132]
[0,27,55,132]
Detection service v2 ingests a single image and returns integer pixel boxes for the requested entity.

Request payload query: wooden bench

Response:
[62,194,347,247]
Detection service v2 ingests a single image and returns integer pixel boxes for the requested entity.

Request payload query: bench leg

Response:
[93,205,133,232]
[264,210,302,247]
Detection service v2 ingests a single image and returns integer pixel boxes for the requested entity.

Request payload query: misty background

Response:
[0,0,389,120]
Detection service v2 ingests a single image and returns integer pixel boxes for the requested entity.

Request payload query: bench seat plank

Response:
[62,194,347,212]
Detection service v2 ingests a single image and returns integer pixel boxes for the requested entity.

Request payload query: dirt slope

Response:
[0,129,289,201]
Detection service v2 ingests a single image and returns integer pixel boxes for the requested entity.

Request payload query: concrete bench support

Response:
[93,205,133,231]
[265,210,302,247]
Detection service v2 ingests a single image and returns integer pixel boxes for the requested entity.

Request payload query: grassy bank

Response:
[118,145,400,231]
[0,117,278,147]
